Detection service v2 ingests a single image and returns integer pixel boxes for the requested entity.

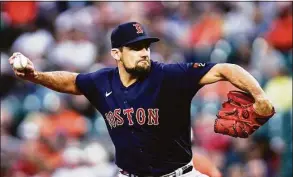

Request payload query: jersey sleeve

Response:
[186,62,217,85]
[162,62,217,93]
[75,73,96,98]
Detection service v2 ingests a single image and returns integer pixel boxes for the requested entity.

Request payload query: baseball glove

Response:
[214,90,275,138]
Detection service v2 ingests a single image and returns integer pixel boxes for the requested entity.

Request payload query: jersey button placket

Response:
[123,89,128,106]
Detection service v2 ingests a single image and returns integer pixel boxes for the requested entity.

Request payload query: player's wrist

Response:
[250,89,266,100]
[28,70,40,83]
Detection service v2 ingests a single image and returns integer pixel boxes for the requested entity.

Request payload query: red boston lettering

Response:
[114,109,124,126]
[105,108,159,128]
[123,108,134,125]
[136,108,146,125]
[147,108,159,125]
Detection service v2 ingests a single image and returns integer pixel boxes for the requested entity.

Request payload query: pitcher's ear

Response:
[111,48,121,61]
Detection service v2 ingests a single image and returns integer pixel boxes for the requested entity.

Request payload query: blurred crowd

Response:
[1,1,292,177]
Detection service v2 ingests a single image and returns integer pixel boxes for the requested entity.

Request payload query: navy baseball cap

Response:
[111,22,160,48]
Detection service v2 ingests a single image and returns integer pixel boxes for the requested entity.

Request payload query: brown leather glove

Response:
[214,91,275,138]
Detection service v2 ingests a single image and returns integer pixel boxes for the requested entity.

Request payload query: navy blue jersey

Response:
[76,61,216,175]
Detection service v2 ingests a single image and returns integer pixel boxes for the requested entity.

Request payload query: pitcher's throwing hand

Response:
[9,52,37,80]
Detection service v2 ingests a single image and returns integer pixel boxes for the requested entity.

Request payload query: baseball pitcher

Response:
[9,22,275,177]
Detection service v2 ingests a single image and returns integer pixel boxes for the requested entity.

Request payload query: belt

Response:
[119,162,193,177]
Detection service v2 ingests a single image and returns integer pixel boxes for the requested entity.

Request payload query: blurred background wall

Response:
[1,1,292,177]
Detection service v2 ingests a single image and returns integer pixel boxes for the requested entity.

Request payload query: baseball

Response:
[13,54,28,71]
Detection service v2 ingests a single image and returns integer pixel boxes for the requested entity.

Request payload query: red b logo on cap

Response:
[133,23,143,34]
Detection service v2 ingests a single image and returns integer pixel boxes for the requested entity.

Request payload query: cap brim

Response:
[124,36,160,46]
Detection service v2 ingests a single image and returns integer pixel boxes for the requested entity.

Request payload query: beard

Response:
[124,61,151,78]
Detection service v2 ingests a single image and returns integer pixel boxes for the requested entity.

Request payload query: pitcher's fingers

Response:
[15,70,25,77]
[25,69,36,77]
[25,65,34,72]
[9,56,16,65]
